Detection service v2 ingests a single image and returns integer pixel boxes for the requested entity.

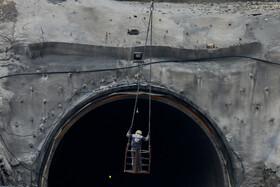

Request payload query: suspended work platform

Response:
[124,146,152,174]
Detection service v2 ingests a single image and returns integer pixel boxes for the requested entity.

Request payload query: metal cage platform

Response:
[124,146,151,174]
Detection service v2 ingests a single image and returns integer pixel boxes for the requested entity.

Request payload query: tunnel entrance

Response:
[45,91,231,187]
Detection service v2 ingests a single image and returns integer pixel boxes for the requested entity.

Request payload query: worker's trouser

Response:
[131,147,142,171]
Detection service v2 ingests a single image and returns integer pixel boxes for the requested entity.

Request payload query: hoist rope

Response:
[127,65,141,147]
[128,0,154,136]
[148,0,154,148]
[129,75,141,130]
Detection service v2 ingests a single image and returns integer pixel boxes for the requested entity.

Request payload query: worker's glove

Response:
[126,128,132,137]
[145,132,150,141]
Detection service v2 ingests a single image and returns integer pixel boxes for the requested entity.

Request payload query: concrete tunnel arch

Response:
[38,86,235,187]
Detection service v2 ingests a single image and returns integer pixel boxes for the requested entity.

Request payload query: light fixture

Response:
[133,52,143,62]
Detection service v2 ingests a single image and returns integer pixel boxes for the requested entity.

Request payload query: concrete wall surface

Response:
[1,0,280,186]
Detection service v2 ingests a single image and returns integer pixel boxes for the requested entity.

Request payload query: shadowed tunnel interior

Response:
[48,97,226,187]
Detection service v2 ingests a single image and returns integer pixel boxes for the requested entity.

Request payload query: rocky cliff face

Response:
[1,0,280,186]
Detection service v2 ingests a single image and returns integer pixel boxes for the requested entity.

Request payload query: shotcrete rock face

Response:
[48,97,227,187]
[2,0,280,186]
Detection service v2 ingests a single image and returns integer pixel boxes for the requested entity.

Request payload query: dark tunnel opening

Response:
[48,97,226,187]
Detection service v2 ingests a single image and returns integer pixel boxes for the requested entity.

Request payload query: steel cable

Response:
[0,55,279,81]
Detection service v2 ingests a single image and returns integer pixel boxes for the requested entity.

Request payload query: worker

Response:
[126,128,150,171]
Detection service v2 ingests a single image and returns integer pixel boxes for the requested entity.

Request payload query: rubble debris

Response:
[48,0,67,4]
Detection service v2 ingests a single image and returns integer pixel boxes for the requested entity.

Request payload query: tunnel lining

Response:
[38,86,234,187]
